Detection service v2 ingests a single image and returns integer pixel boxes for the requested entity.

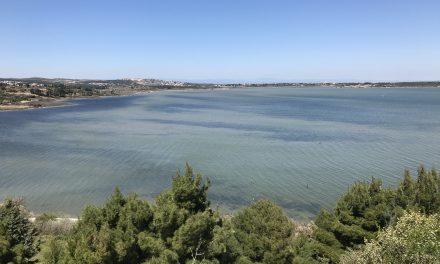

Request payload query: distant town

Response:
[1,77,439,110]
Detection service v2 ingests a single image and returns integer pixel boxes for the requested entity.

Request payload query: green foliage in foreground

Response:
[299,165,440,263]
[340,211,440,264]
[0,199,39,264]
[39,164,293,264]
[1,164,440,263]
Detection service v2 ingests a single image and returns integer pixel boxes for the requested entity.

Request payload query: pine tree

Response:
[415,165,440,214]
[0,199,39,264]
[396,169,415,209]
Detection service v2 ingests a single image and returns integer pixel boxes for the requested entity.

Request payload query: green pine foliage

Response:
[41,164,222,264]
[40,164,297,264]
[231,200,295,264]
[0,199,39,264]
[340,211,440,264]
[414,166,440,214]
[302,165,440,263]
[2,164,439,263]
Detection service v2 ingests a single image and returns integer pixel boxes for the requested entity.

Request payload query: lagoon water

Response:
[1,87,440,219]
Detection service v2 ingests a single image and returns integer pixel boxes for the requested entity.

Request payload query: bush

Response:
[232,199,295,264]
[340,211,440,264]
[0,199,39,263]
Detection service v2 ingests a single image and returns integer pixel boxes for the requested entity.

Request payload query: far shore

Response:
[0,87,233,111]
[0,98,70,111]
[2,83,439,112]
[0,91,150,111]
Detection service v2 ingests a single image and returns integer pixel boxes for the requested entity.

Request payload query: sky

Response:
[1,0,439,82]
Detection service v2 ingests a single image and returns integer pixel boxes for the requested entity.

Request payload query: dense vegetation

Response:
[0,85,28,104]
[0,82,108,106]
[0,199,39,263]
[340,211,440,264]
[289,166,440,263]
[1,164,439,263]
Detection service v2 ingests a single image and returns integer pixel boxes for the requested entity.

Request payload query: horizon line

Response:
[1,76,439,85]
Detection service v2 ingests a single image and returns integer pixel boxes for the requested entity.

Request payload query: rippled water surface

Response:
[1,87,440,219]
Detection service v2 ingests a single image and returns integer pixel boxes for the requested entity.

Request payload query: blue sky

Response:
[1,0,439,82]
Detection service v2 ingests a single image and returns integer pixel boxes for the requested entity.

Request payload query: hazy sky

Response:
[1,0,439,82]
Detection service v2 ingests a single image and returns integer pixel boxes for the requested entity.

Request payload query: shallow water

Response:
[1,87,440,220]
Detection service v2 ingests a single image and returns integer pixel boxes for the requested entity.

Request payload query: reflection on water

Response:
[1,87,440,220]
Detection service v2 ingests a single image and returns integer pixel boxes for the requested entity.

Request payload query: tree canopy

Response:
[340,211,440,264]
[0,199,39,264]
[1,164,439,264]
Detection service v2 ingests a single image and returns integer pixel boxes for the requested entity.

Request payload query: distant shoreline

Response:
[0,86,234,111]
[1,78,439,111]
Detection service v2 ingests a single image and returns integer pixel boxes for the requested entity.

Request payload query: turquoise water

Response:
[1,87,440,219]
